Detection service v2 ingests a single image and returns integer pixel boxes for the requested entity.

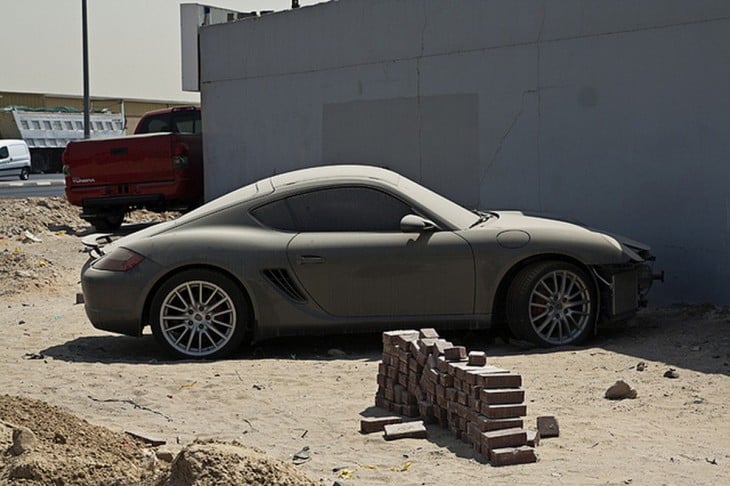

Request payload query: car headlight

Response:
[92,247,145,272]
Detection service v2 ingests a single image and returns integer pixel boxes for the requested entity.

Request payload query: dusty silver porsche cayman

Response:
[81,165,659,358]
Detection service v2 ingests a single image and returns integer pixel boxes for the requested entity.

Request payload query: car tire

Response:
[506,261,597,347]
[19,167,30,180]
[150,269,250,359]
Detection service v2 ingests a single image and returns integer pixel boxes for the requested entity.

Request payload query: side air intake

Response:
[262,269,307,303]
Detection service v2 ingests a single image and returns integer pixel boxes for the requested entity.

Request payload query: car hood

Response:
[487,210,652,261]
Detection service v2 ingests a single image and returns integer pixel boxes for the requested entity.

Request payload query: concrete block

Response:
[360,416,403,434]
[384,421,428,440]
[489,446,538,466]
[537,416,559,438]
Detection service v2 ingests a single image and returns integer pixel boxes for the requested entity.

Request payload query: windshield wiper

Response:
[469,209,493,228]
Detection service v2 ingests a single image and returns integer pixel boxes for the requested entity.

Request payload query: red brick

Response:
[384,421,428,440]
[457,390,469,406]
[419,328,440,339]
[444,346,468,361]
[408,371,418,387]
[433,339,453,356]
[409,340,421,356]
[471,415,524,432]
[526,428,540,447]
[402,404,419,417]
[445,387,458,401]
[478,373,522,389]
[386,365,398,379]
[536,416,559,438]
[480,388,525,405]
[398,360,409,374]
[360,416,403,434]
[489,446,537,466]
[481,403,527,419]
[468,351,487,366]
[481,427,527,451]
[439,372,454,387]
[418,337,439,353]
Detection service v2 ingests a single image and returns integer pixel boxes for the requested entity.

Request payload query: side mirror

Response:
[400,214,437,232]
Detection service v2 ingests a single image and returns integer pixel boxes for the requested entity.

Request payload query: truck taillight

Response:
[62,164,70,176]
[172,143,189,169]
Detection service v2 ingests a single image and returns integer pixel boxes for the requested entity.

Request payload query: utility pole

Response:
[82,0,90,138]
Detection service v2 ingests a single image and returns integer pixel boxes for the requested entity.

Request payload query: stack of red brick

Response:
[374,328,549,466]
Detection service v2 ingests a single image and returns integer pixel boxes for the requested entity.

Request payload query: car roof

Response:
[269,165,401,190]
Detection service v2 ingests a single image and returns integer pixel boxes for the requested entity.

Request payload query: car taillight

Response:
[172,143,189,169]
[93,247,145,272]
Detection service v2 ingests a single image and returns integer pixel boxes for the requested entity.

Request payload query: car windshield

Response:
[397,176,480,230]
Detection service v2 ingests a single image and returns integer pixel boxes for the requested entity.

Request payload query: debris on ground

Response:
[605,380,638,400]
[664,368,680,379]
[0,197,179,297]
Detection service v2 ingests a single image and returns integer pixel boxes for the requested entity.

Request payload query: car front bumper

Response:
[594,261,659,322]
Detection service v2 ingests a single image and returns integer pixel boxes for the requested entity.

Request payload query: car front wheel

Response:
[506,261,598,347]
[150,269,249,359]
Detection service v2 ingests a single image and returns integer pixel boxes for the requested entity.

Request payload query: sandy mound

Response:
[0,395,156,485]
[0,396,317,486]
[164,440,317,486]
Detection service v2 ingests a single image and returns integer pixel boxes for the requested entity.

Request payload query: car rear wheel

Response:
[506,261,597,347]
[19,167,30,180]
[150,269,249,359]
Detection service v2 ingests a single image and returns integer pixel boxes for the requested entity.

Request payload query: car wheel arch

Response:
[141,264,256,336]
[490,253,600,332]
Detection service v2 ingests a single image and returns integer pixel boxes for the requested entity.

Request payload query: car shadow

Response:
[41,332,386,364]
[42,307,728,375]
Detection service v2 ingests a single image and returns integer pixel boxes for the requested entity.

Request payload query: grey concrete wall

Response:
[199,0,730,304]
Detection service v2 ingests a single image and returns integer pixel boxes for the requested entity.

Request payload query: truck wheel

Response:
[89,213,124,232]
[19,167,30,180]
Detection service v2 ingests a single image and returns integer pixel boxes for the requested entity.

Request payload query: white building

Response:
[185,0,730,304]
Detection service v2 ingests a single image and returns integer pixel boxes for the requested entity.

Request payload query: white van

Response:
[0,139,31,180]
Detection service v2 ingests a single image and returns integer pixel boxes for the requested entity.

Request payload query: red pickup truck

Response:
[63,106,203,230]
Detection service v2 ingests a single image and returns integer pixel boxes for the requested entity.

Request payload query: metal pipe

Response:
[82,0,90,138]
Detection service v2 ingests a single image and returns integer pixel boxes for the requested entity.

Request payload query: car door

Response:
[255,186,475,318]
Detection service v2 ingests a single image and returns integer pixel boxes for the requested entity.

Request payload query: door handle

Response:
[297,255,325,264]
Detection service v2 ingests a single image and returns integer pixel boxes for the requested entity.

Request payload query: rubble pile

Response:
[372,329,556,466]
[0,395,318,485]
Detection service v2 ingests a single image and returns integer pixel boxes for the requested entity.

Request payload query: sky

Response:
[0,0,321,103]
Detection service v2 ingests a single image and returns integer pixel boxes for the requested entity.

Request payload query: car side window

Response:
[0,146,8,159]
[252,187,413,232]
